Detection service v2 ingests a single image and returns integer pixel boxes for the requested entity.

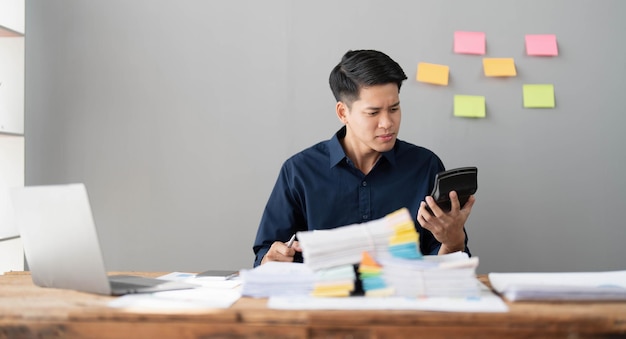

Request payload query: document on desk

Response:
[157,271,242,289]
[108,272,242,312]
[240,262,316,297]
[108,287,241,312]
[488,270,626,301]
[268,281,508,312]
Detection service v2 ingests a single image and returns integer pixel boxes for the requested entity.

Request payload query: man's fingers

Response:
[462,195,476,211]
[418,201,431,224]
[425,196,444,217]
[449,191,460,211]
[264,241,297,263]
[290,241,303,252]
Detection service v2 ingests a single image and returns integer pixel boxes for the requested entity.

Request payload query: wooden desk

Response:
[1,272,625,339]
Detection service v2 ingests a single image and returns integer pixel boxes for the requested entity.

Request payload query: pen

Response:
[286,234,296,248]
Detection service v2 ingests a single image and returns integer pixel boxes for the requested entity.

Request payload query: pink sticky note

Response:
[454,31,486,55]
[525,34,558,56]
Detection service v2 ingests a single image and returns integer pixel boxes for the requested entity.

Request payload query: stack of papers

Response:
[268,281,508,312]
[311,264,356,297]
[295,208,482,300]
[245,209,485,303]
[240,262,315,298]
[380,252,480,298]
[297,208,416,270]
[489,270,626,301]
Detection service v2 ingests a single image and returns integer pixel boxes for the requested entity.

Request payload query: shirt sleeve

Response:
[252,161,304,267]
[416,157,472,258]
[421,229,471,257]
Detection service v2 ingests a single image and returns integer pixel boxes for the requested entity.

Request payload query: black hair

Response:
[329,50,408,106]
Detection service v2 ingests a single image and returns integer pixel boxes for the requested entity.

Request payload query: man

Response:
[253,50,475,267]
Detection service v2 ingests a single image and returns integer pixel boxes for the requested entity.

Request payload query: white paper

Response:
[107,272,242,311]
[108,287,241,311]
[157,272,197,281]
[489,270,626,301]
[157,272,242,289]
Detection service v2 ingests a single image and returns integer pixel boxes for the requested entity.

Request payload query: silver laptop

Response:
[10,183,198,295]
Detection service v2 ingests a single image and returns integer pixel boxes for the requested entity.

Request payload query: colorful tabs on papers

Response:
[389,243,422,259]
[311,264,355,297]
[388,212,422,259]
[360,251,380,269]
[416,62,450,85]
[525,34,558,56]
[359,251,393,297]
[454,95,486,118]
[483,58,517,77]
[522,84,555,108]
[454,31,486,55]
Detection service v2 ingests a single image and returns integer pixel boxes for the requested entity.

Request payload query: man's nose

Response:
[378,112,393,129]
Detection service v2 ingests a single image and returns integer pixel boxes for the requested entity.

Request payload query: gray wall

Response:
[26,0,626,274]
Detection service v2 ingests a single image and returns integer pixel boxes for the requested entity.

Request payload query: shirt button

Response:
[362,215,368,219]
[362,181,367,187]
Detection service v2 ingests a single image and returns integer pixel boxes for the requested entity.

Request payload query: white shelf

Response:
[0,237,23,274]
[0,0,25,273]
[0,36,24,134]
[0,134,23,239]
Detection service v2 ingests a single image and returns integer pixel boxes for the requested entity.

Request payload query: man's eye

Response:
[366,111,378,116]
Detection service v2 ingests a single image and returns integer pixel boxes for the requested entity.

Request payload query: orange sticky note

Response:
[416,62,449,85]
[483,58,517,77]
[360,251,380,268]
[525,34,558,56]
[454,31,486,55]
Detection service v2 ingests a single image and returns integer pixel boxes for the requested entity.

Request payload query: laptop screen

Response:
[11,183,113,295]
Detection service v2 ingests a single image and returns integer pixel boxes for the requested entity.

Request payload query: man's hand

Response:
[417,191,475,254]
[260,240,302,265]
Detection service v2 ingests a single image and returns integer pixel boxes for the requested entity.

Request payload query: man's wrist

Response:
[438,242,465,255]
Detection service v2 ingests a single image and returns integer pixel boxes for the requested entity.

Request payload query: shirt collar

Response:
[328,126,397,168]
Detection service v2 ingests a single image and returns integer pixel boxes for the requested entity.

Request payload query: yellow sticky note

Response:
[416,62,449,86]
[365,287,395,297]
[483,58,517,77]
[454,95,486,118]
[389,233,419,246]
[311,290,351,297]
[523,84,555,108]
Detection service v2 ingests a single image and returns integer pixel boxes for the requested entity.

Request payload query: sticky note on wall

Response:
[525,34,558,56]
[454,31,486,55]
[523,84,555,108]
[416,62,449,85]
[454,95,486,118]
[483,58,517,77]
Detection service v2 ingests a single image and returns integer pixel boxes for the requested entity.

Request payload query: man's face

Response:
[339,83,401,155]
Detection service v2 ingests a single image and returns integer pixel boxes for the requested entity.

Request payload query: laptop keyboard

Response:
[109,276,164,289]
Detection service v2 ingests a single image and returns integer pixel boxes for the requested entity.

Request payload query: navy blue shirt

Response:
[253,127,470,267]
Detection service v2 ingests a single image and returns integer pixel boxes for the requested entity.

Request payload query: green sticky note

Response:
[454,95,486,118]
[523,84,555,108]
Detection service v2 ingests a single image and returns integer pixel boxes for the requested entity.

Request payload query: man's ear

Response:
[336,101,349,124]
